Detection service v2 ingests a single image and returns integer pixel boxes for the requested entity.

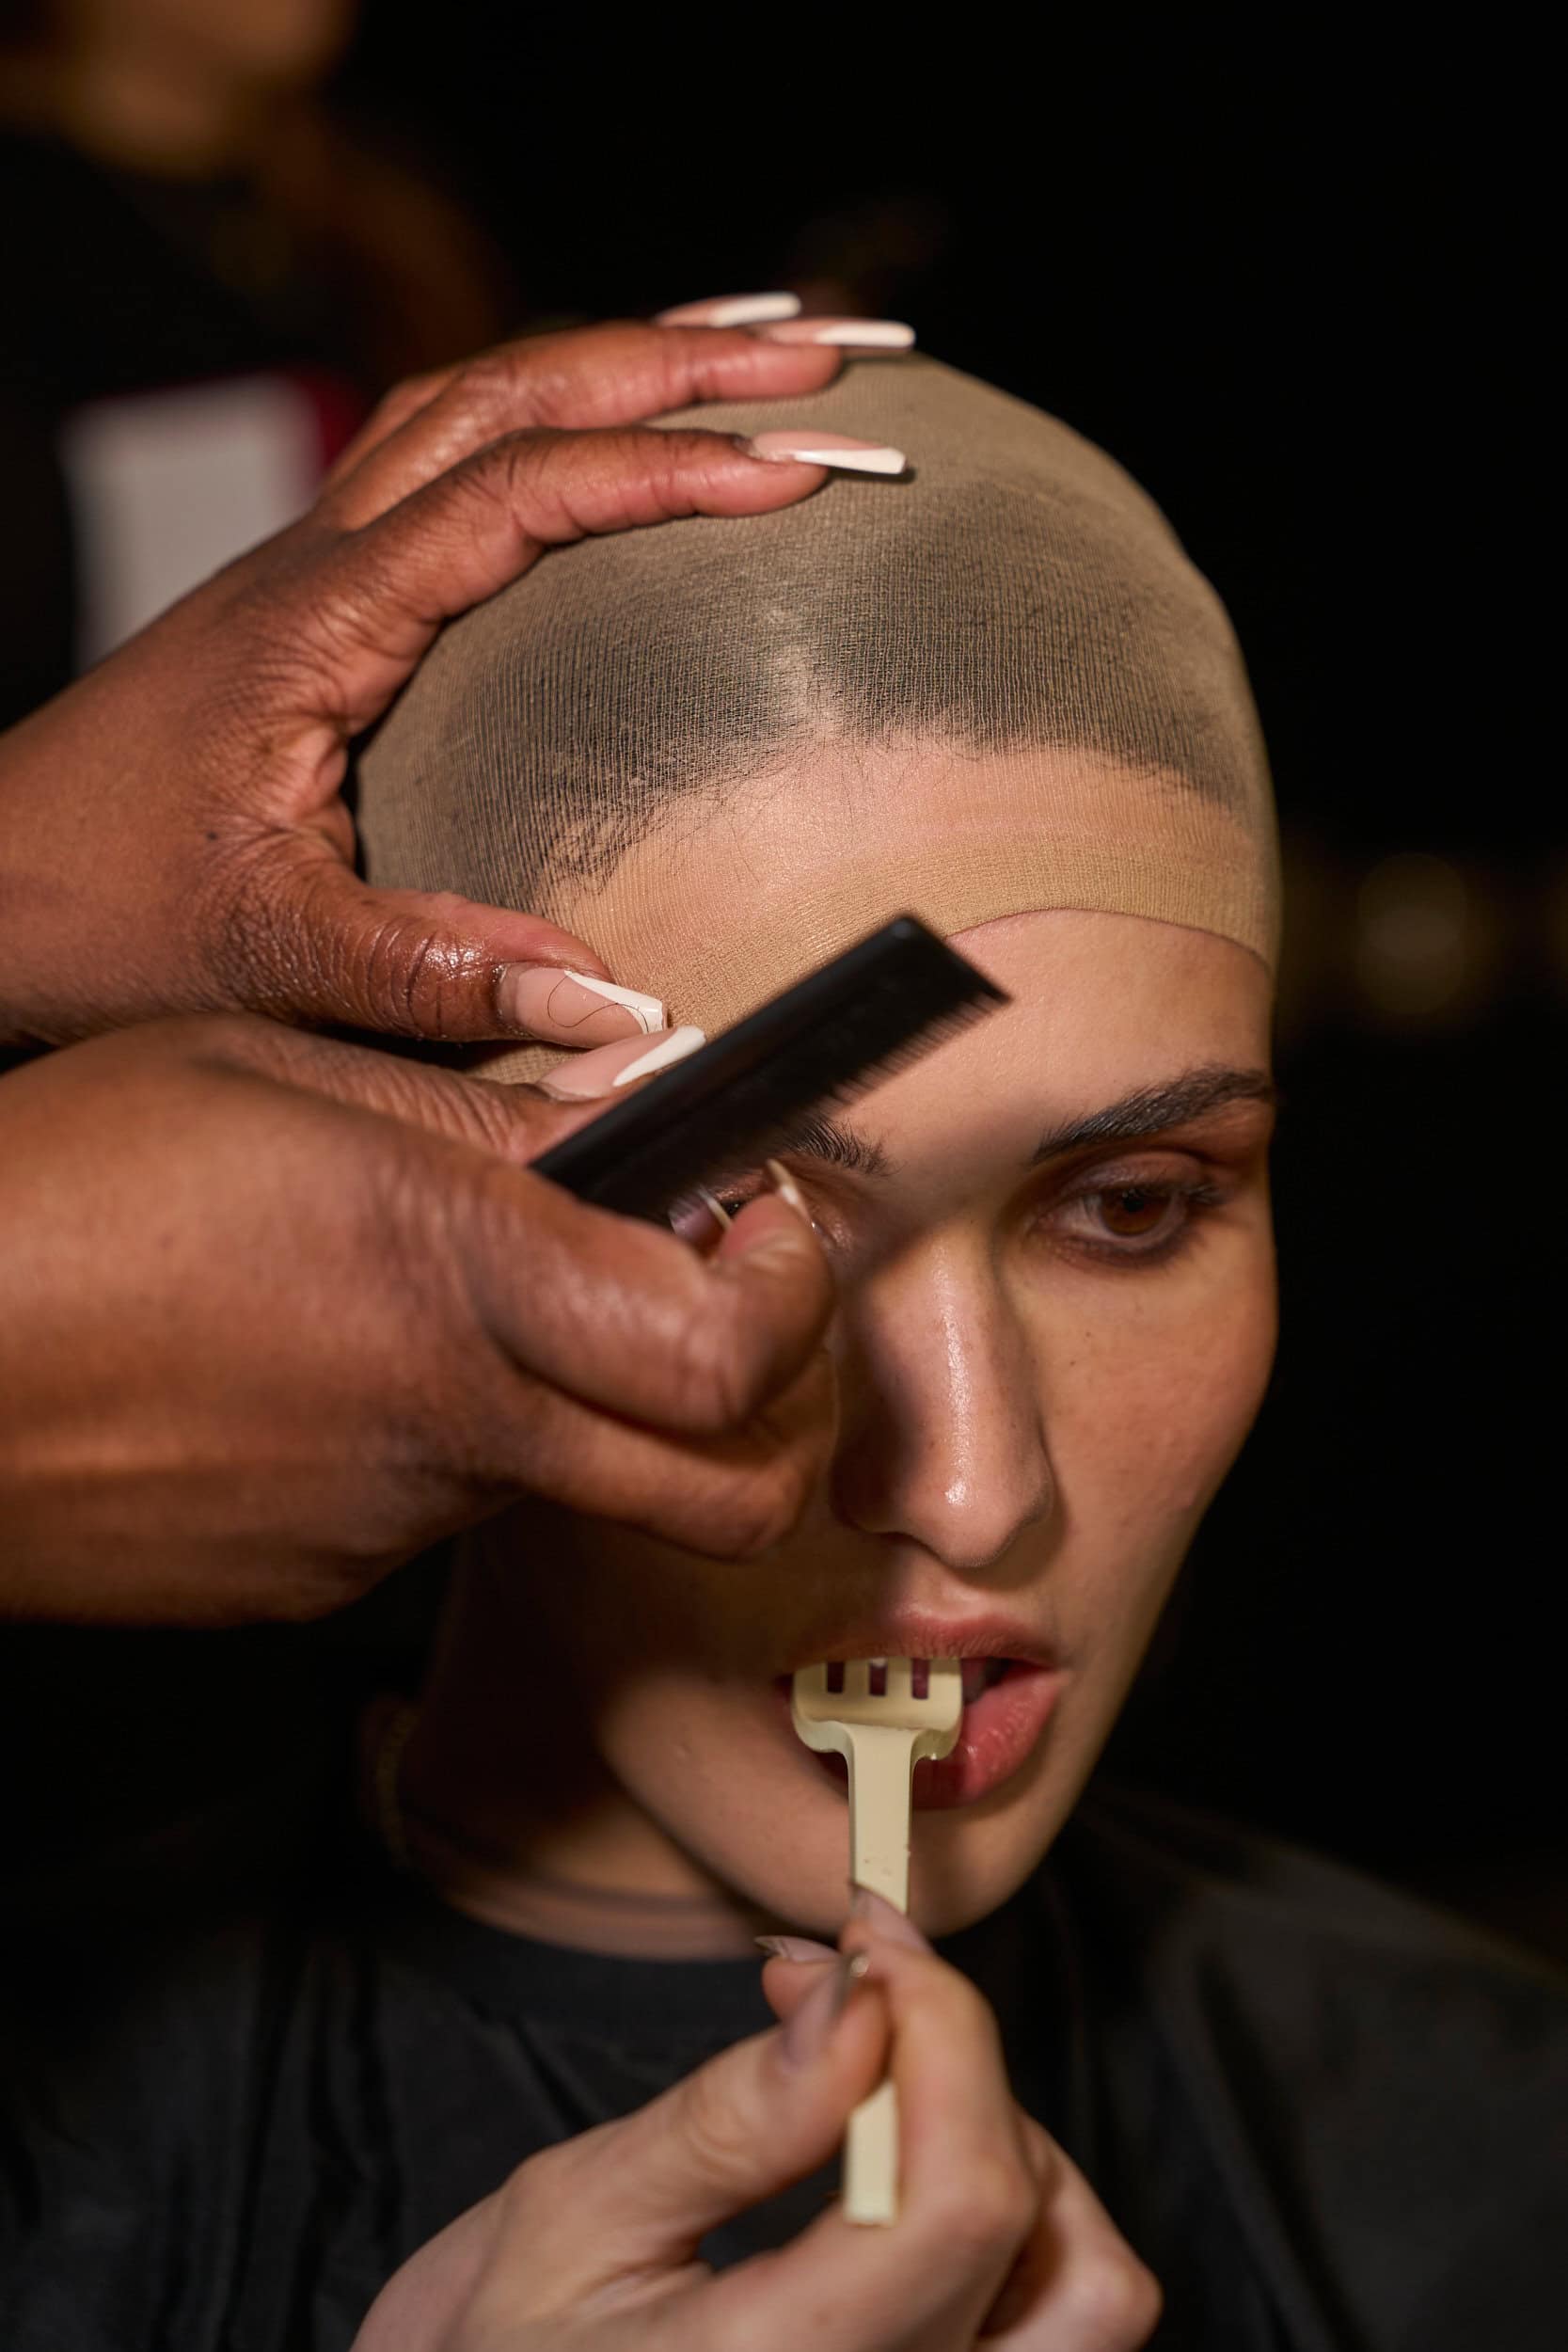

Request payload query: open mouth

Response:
[771,1656,1063,1810]
[813,1657,1015,1703]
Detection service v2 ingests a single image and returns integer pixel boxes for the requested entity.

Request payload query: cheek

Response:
[1033,1250,1277,1547]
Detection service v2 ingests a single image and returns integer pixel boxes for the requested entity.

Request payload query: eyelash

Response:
[702,1168,1229,1269]
[1046,1173,1227,1268]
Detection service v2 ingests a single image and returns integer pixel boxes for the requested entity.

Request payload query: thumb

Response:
[237,842,658,1044]
[526,1959,886,2302]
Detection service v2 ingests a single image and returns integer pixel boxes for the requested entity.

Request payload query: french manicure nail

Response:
[756,1934,839,1963]
[534,1028,693,1101]
[497,964,645,1042]
[562,970,665,1034]
[850,1885,933,1951]
[780,1950,869,2069]
[610,1024,705,1087]
[657,292,801,327]
[742,431,906,476]
[755,318,915,350]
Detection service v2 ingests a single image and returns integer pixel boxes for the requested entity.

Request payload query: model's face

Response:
[485,906,1276,1938]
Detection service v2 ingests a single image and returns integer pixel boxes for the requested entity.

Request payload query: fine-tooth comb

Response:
[532,916,1008,1224]
[791,1658,963,2225]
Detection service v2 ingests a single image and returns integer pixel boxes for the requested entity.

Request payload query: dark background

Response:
[3,12,1560,1952]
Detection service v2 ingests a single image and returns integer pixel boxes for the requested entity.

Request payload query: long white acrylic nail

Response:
[743,431,907,476]
[756,319,915,350]
[657,293,801,327]
[610,1024,705,1086]
[562,971,665,1035]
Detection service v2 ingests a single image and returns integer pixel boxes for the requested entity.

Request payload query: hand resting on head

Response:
[0,317,848,1053]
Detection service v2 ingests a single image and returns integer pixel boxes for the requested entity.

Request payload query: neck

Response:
[389,1544,769,1957]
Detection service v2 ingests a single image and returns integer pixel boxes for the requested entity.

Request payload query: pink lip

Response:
[770,1661,1065,1810]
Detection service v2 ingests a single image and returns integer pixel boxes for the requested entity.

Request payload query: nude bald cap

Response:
[356,356,1279,1048]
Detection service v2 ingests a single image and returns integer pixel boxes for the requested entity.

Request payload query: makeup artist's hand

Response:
[0,315,852,1054]
[351,1899,1161,2352]
[0,1012,835,1622]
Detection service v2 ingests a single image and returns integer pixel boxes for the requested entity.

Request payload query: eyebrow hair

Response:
[776,1064,1275,1184]
[1029,1064,1277,1163]
[770,1111,894,1178]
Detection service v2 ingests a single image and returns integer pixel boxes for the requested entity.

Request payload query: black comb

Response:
[532,915,1008,1222]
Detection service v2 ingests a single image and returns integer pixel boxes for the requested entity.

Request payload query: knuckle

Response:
[1064,2252,1164,2348]
[444,1075,541,1160]
[493,2137,574,2233]
[672,2065,754,2195]
[715,1454,809,1560]
[349,910,483,1040]
[368,914,439,1029]
[448,344,544,429]
[446,429,570,546]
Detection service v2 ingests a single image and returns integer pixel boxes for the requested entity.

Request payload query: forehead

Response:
[826,909,1272,1176]
[548,739,1274,1041]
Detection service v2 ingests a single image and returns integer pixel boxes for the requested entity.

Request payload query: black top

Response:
[1,1769,1563,2352]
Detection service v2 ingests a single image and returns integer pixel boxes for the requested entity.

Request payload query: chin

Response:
[611,1700,1086,1943]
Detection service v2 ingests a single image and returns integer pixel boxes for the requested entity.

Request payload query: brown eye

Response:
[1096,1184,1172,1237]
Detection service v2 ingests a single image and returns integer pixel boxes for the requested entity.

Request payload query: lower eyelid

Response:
[1049,1180,1224,1249]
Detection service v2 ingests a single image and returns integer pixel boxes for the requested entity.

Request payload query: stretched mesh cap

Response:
[357,356,1279,1062]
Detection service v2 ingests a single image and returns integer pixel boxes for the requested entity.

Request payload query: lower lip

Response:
[771,1664,1066,1810]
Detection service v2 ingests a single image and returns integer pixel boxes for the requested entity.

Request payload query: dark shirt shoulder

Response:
[1062,1784,1568,2352]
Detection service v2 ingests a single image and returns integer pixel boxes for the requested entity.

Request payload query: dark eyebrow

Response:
[776,1065,1275,1183]
[1030,1065,1277,1163]
[771,1111,895,1179]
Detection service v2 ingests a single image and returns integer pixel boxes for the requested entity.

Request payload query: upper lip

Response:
[779,1610,1061,1677]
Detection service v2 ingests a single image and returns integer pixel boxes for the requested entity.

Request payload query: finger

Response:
[454,1166,837,1438]
[323,421,838,715]
[320,320,846,527]
[758,1941,840,2010]
[234,425,836,1038]
[197,1021,846,1458]
[186,1017,722,1187]
[229,838,662,1046]
[483,1963,888,2314]
[458,1291,839,1561]
[328,297,808,488]
[321,363,464,487]
[708,1924,1036,2350]
[845,1920,1036,2247]
[182,1012,594,1163]
[180,1022,839,1549]
[350,2191,500,2352]
[981,2130,1163,2349]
